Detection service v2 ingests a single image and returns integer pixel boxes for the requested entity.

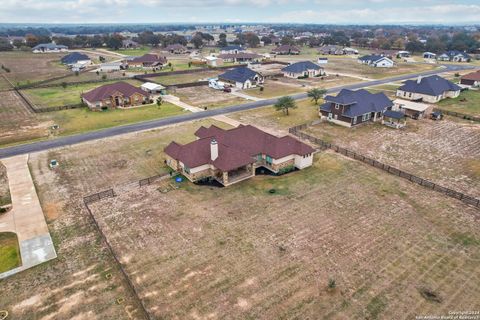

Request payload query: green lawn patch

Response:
[21,79,142,108]
[50,102,185,136]
[437,90,480,117]
[0,232,21,273]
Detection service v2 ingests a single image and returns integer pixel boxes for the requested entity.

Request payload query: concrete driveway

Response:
[0,155,56,279]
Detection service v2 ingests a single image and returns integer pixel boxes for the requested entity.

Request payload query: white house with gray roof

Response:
[32,43,68,53]
[358,54,394,68]
[396,75,461,103]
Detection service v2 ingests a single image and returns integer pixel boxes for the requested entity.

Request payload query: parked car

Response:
[223,87,232,93]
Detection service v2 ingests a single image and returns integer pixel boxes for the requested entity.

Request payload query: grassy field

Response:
[244,80,308,98]
[0,51,70,86]
[21,79,142,108]
[173,86,249,109]
[0,232,21,273]
[437,90,480,116]
[305,118,480,198]
[88,152,480,319]
[231,98,319,131]
[49,102,185,136]
[148,70,221,85]
[107,47,151,56]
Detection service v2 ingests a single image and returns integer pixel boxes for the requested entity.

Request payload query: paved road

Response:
[0,64,474,159]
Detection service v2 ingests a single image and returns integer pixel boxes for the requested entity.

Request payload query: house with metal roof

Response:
[396,75,461,103]
[81,82,150,111]
[319,89,393,127]
[61,52,91,67]
[281,61,325,78]
[218,67,264,89]
[358,54,394,68]
[220,45,246,54]
[460,70,480,87]
[164,124,315,186]
[32,43,68,53]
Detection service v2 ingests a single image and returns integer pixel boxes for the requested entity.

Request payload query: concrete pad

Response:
[0,155,56,279]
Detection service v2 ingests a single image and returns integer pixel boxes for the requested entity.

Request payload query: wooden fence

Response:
[83,188,115,205]
[289,124,480,209]
[433,108,480,122]
[138,173,169,187]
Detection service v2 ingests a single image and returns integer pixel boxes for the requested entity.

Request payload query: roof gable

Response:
[218,67,259,83]
[82,82,147,102]
[398,75,461,96]
[282,61,322,73]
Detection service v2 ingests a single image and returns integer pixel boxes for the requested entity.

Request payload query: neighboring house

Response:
[122,39,139,49]
[423,52,437,59]
[460,70,480,87]
[99,62,127,72]
[204,55,223,67]
[317,57,328,64]
[437,50,471,62]
[343,47,359,55]
[318,45,344,55]
[396,75,461,103]
[60,52,92,67]
[358,54,394,67]
[165,44,188,54]
[128,54,167,69]
[281,61,325,78]
[141,82,166,95]
[32,43,68,53]
[319,89,393,127]
[396,50,410,58]
[81,82,149,110]
[272,45,300,55]
[220,45,246,54]
[217,53,263,63]
[392,99,433,119]
[164,124,315,186]
[218,67,264,89]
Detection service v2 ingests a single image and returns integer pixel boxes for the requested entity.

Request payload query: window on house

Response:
[256,154,262,161]
[335,103,339,109]
[266,155,273,164]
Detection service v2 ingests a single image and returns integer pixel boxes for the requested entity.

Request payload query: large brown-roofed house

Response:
[164,125,315,186]
[272,45,300,55]
[460,70,480,87]
[217,53,264,63]
[128,54,167,69]
[81,82,150,111]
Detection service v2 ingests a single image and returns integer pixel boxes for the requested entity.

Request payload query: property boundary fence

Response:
[83,188,152,320]
[18,76,130,90]
[433,107,480,122]
[289,124,480,209]
[138,173,169,187]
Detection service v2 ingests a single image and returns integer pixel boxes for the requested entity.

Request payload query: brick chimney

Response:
[210,139,218,161]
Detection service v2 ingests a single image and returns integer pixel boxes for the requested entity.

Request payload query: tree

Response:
[307,88,327,105]
[25,34,39,47]
[244,32,260,48]
[156,96,163,106]
[274,96,297,115]
[405,40,424,54]
[281,35,295,46]
[261,36,272,45]
[106,34,123,50]
[218,33,227,47]
[191,34,204,49]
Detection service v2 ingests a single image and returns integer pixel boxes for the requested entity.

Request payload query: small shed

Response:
[141,82,166,95]
[393,99,432,119]
[431,111,443,121]
[382,110,406,129]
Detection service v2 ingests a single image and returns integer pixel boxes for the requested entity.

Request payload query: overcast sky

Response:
[1,0,480,25]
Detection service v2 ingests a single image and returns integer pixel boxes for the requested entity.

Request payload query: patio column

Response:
[222,172,229,185]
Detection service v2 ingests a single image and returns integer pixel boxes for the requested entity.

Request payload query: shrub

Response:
[454,72,460,77]
[101,74,107,80]
[328,278,336,289]
[74,71,79,76]
[277,165,295,175]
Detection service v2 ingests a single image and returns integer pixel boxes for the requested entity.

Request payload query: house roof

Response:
[141,82,165,90]
[273,45,300,53]
[130,54,167,64]
[32,43,68,50]
[81,82,147,102]
[218,67,259,83]
[281,61,322,73]
[384,110,405,119]
[122,39,138,46]
[461,70,480,81]
[358,54,391,63]
[443,50,471,58]
[217,53,262,60]
[61,52,90,64]
[321,89,392,117]
[398,75,461,96]
[165,125,315,172]
[220,45,245,51]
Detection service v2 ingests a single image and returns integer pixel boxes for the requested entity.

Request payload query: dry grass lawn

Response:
[173,86,249,109]
[244,80,308,98]
[149,70,221,85]
[305,119,480,198]
[0,162,11,207]
[88,152,480,319]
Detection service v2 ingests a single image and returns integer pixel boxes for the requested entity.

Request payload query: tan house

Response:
[128,54,167,69]
[396,75,461,103]
[81,82,150,111]
[164,125,315,186]
[281,61,325,78]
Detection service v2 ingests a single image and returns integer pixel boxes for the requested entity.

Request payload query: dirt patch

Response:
[88,153,480,319]
[172,86,248,109]
[306,118,480,198]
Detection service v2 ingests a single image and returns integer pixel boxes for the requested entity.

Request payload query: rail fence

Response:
[433,107,480,122]
[83,188,116,205]
[18,76,130,90]
[138,173,169,187]
[289,124,480,209]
